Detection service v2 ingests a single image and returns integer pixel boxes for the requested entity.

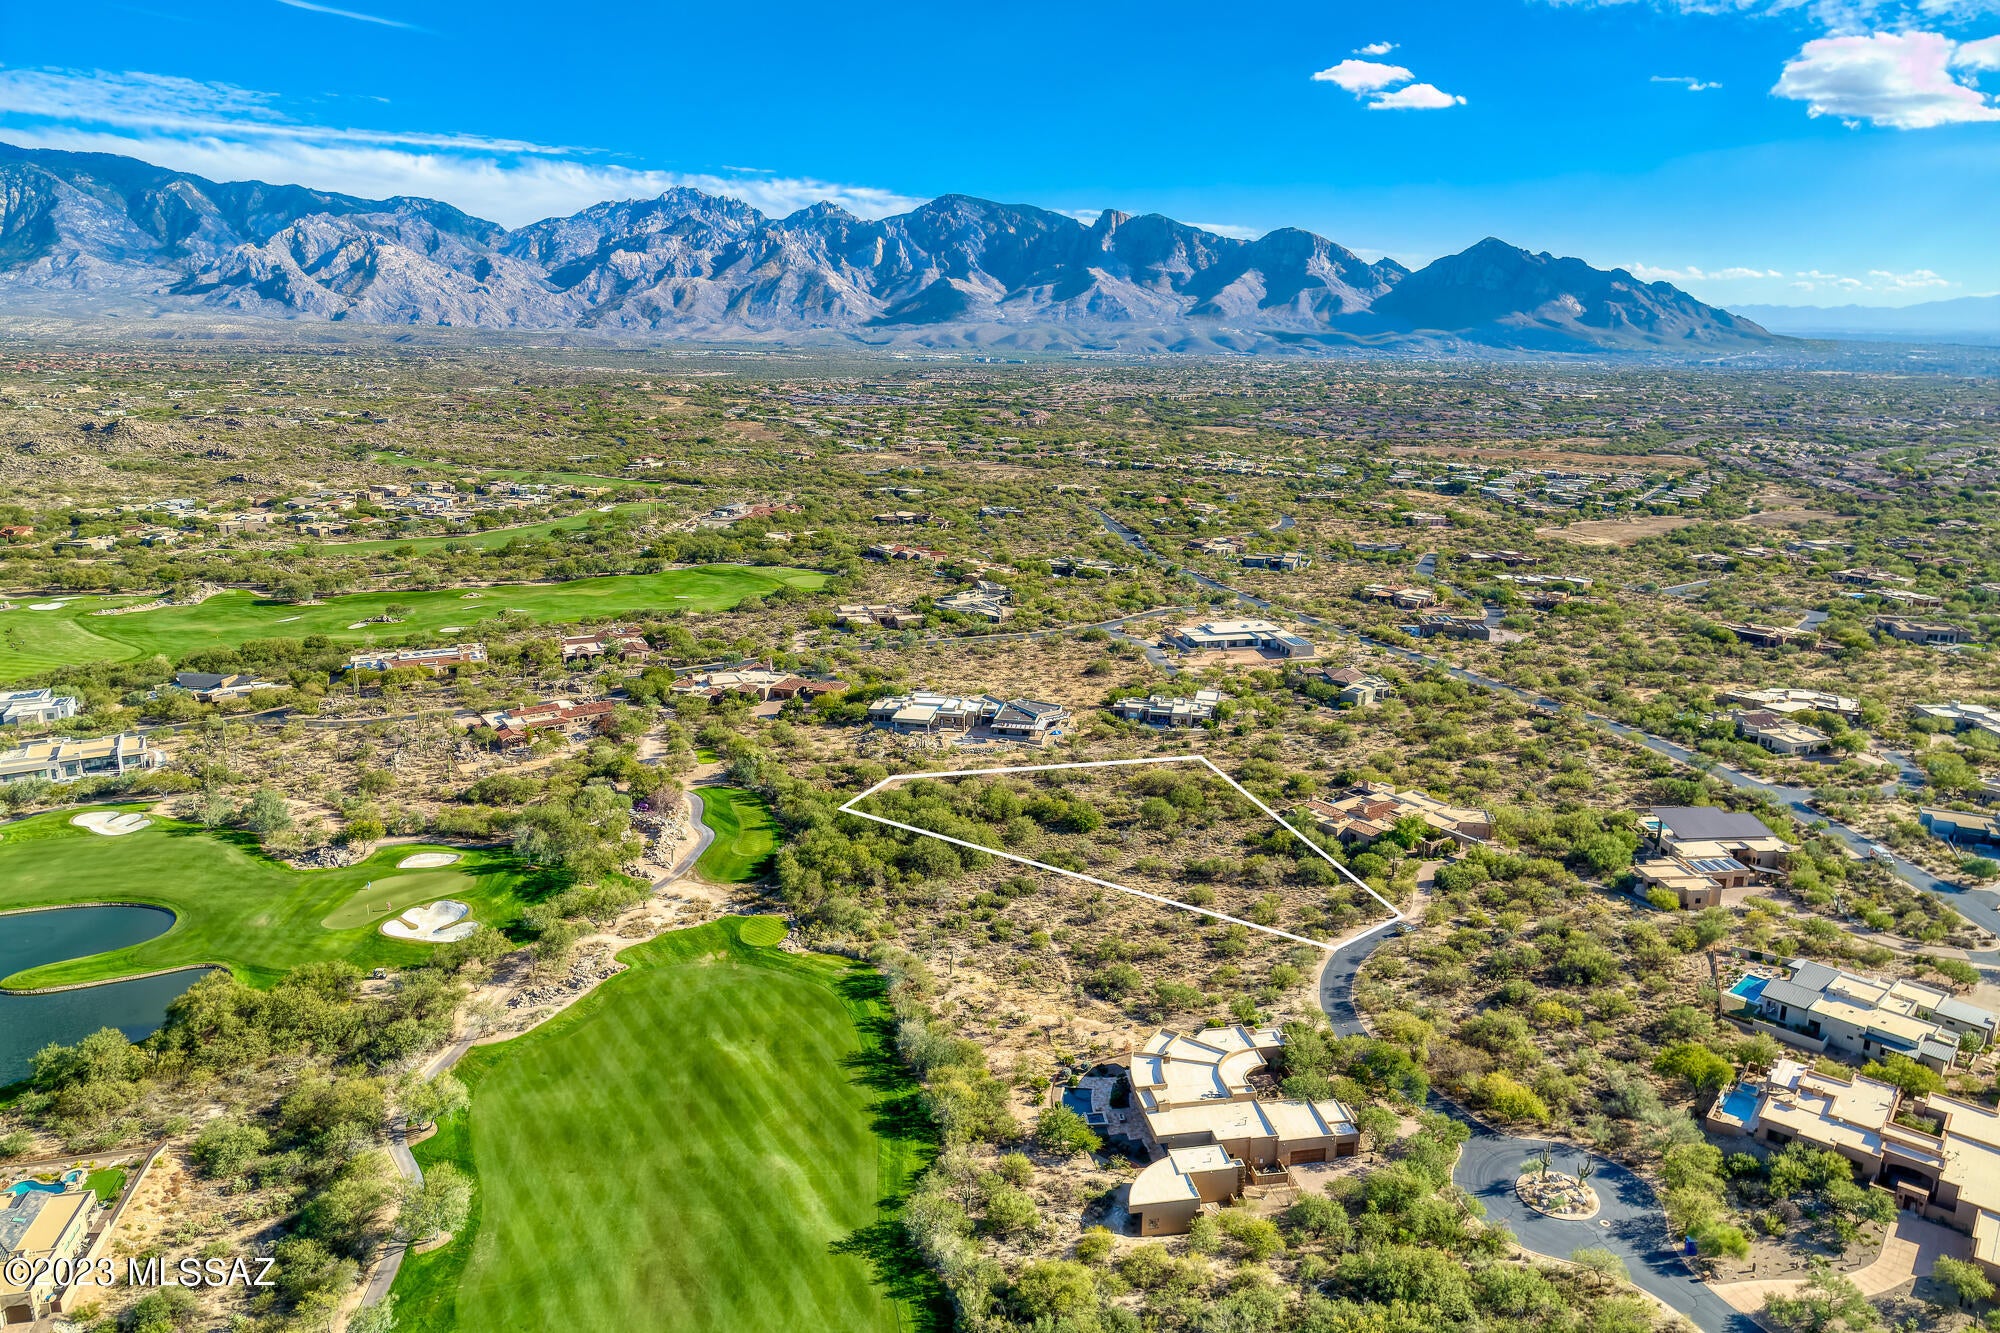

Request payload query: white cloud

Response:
[1368,82,1469,109]
[273,0,420,29]
[1651,74,1723,89]
[1188,221,1263,239]
[1310,59,1414,92]
[1785,268,1954,292]
[1773,30,2000,128]
[1957,34,2000,66]
[1630,263,1783,281]
[1310,57,1466,109]
[1355,41,1398,56]
[1866,267,1952,287]
[0,66,924,227]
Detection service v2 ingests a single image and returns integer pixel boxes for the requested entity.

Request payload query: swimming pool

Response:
[4,1180,66,1197]
[1730,975,1768,1003]
[1719,1085,1761,1122]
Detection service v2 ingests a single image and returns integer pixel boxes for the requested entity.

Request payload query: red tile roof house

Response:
[560,626,650,662]
[473,699,618,747]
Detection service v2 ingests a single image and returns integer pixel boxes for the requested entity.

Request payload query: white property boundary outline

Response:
[839,754,1404,953]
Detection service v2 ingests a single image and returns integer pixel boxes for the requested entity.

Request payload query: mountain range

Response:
[0,142,1776,354]
[1735,296,2000,345]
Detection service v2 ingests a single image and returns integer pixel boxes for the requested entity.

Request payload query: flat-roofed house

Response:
[1309,667,1393,708]
[1732,709,1831,756]
[1307,783,1492,848]
[985,699,1069,742]
[1875,617,1974,646]
[1738,960,1992,1073]
[1719,688,1863,722]
[1,1185,97,1322]
[0,687,79,727]
[171,671,279,703]
[1125,1026,1360,1236]
[1168,619,1316,659]
[1112,690,1223,727]
[344,644,488,675]
[1912,702,2000,741]
[0,733,164,784]
[1922,808,2000,849]
[1651,806,1791,870]
[1708,1059,2000,1280]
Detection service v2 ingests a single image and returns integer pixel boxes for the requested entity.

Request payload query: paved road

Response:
[1452,1124,1759,1333]
[1273,514,1295,531]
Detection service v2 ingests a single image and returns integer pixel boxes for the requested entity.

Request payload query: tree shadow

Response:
[829,1218,955,1332]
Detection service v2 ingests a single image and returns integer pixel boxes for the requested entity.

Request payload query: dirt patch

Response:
[1538,515,1696,546]
[1734,507,1854,529]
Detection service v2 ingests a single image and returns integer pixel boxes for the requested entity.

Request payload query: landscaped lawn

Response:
[694,786,780,883]
[0,565,825,681]
[0,809,546,988]
[392,917,944,1333]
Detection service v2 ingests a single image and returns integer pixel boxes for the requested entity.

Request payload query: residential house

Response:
[1875,617,1974,646]
[1362,585,1436,610]
[1126,1026,1360,1236]
[1306,782,1492,847]
[1461,550,1538,567]
[978,505,1024,518]
[1722,622,1816,649]
[1732,709,1831,756]
[1922,809,2000,849]
[344,644,488,675]
[674,664,843,703]
[0,525,34,540]
[472,699,618,747]
[1413,614,1520,644]
[1733,960,1994,1072]
[171,672,279,703]
[1240,551,1311,571]
[872,510,932,525]
[837,604,920,630]
[1168,619,1316,659]
[1719,688,1863,723]
[1185,536,1246,557]
[559,626,650,662]
[0,733,165,784]
[1404,511,1450,527]
[1307,667,1393,707]
[864,692,1067,743]
[1,1183,97,1322]
[935,584,1013,622]
[1112,690,1224,727]
[1049,557,1131,577]
[0,688,79,727]
[1911,702,2000,741]
[1832,567,1914,587]
[55,535,117,553]
[1635,805,1791,907]
[865,542,943,562]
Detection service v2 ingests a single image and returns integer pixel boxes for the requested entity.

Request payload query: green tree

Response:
[240,787,293,836]
[1764,1266,1881,1332]
[1860,1053,1944,1098]
[1933,1255,1996,1308]
[1009,1259,1097,1321]
[1033,1105,1101,1158]
[1570,1246,1629,1290]
[399,1073,469,1130]
[398,1162,473,1243]
[1654,1041,1735,1094]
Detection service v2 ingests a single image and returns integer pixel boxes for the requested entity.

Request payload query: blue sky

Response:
[4,0,1998,309]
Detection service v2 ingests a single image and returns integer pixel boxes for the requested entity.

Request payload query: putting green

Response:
[0,815,545,989]
[736,916,787,946]
[320,870,477,930]
[0,565,826,682]
[391,917,945,1333]
[694,787,780,883]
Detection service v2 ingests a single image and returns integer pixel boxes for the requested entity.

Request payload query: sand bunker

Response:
[381,899,478,943]
[28,602,70,611]
[71,811,153,836]
[397,852,461,869]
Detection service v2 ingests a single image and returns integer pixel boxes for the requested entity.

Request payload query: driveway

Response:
[1452,1123,1760,1333]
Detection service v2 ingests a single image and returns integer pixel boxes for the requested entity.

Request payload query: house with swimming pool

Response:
[1124,1027,1360,1236]
[2,1178,97,1323]
[1728,961,1995,1074]
[1706,1058,2000,1281]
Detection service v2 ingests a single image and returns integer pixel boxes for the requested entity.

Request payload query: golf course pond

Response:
[0,904,212,1087]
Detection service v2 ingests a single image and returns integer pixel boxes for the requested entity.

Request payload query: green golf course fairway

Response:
[0,564,825,681]
[320,871,476,930]
[694,786,779,883]
[392,917,944,1333]
[0,809,543,989]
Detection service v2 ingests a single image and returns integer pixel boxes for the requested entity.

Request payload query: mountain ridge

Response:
[0,142,1776,353]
